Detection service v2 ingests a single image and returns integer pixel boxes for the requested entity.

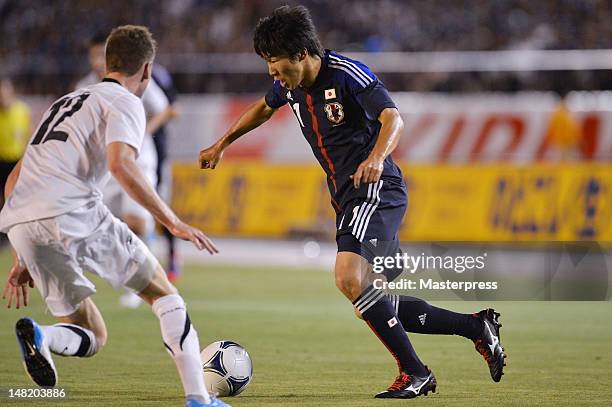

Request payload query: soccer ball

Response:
[201,340,252,397]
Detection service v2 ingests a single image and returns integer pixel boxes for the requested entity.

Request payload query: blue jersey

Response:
[265,50,404,211]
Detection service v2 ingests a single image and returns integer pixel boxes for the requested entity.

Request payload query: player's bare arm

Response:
[2,254,34,309]
[107,141,218,254]
[1,159,34,309]
[146,105,179,135]
[199,97,276,169]
[351,107,404,188]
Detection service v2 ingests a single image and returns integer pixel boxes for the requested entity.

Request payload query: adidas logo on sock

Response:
[418,313,427,325]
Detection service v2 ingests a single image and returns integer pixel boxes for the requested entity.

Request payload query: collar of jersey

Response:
[102,78,121,85]
[301,50,331,91]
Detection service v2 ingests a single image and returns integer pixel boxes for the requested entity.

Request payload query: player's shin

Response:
[41,324,98,357]
[353,286,428,376]
[152,294,211,404]
[388,295,482,339]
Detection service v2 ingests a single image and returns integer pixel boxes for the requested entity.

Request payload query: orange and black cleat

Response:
[374,367,437,399]
[473,308,506,382]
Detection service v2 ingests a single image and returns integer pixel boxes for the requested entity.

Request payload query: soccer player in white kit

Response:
[76,34,177,308]
[0,25,229,407]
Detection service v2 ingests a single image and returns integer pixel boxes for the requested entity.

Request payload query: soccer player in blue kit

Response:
[200,5,506,399]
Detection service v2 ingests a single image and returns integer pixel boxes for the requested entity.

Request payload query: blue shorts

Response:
[335,177,407,263]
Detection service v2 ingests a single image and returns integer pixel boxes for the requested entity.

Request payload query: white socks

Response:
[152,294,211,404]
[41,324,97,357]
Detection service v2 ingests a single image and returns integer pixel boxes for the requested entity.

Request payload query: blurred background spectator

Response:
[0,0,610,246]
[0,76,30,244]
[1,0,610,95]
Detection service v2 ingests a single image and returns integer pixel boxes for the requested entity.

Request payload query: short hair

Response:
[253,5,323,60]
[105,25,157,76]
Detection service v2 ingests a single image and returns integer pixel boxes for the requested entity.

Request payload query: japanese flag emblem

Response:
[324,102,344,124]
[324,88,336,99]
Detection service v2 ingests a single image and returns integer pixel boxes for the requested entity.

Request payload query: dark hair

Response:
[253,5,323,60]
[105,25,157,76]
[89,31,108,47]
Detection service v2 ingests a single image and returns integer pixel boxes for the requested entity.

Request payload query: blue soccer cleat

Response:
[15,317,58,386]
[186,396,231,407]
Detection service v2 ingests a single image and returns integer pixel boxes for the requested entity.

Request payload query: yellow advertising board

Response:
[172,162,612,241]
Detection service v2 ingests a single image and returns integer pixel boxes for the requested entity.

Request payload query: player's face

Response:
[266,56,304,90]
[89,44,106,80]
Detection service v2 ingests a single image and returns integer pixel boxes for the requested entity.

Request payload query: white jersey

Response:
[0,80,145,232]
[76,71,169,116]
[75,71,167,230]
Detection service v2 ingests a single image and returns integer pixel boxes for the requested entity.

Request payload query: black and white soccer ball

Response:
[201,340,252,397]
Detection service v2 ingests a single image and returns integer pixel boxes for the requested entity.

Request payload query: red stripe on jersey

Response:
[305,92,337,192]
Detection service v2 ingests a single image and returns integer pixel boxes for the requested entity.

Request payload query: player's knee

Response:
[139,266,178,305]
[94,328,108,351]
[124,214,146,237]
[334,271,362,300]
[85,320,108,353]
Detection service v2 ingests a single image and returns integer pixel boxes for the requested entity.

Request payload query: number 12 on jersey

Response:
[31,93,90,145]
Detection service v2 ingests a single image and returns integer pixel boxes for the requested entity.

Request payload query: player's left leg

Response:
[90,202,227,407]
[137,265,229,407]
[118,211,150,308]
[381,251,506,382]
[387,294,506,381]
[118,177,161,311]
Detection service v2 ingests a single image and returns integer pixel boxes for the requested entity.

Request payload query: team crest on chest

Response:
[324,102,344,124]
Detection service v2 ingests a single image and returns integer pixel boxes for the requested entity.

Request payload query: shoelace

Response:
[474,339,493,364]
[388,372,411,391]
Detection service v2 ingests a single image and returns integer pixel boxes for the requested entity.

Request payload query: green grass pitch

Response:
[0,252,610,406]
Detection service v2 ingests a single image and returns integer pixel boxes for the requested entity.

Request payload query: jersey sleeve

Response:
[353,81,397,121]
[141,79,169,116]
[105,94,146,155]
[337,58,397,120]
[264,80,288,109]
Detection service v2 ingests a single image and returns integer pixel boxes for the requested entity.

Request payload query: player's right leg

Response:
[334,247,436,399]
[136,264,230,407]
[15,297,106,386]
[8,218,106,387]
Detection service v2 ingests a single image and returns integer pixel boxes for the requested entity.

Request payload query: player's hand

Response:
[350,154,384,188]
[169,221,219,254]
[2,260,34,309]
[199,143,224,170]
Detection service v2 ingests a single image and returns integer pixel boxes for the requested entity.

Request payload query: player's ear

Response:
[298,48,308,61]
[140,62,151,82]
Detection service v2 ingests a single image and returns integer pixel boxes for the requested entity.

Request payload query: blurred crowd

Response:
[1,0,611,94]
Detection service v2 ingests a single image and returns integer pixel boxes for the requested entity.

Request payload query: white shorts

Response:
[7,201,159,317]
[103,135,158,234]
